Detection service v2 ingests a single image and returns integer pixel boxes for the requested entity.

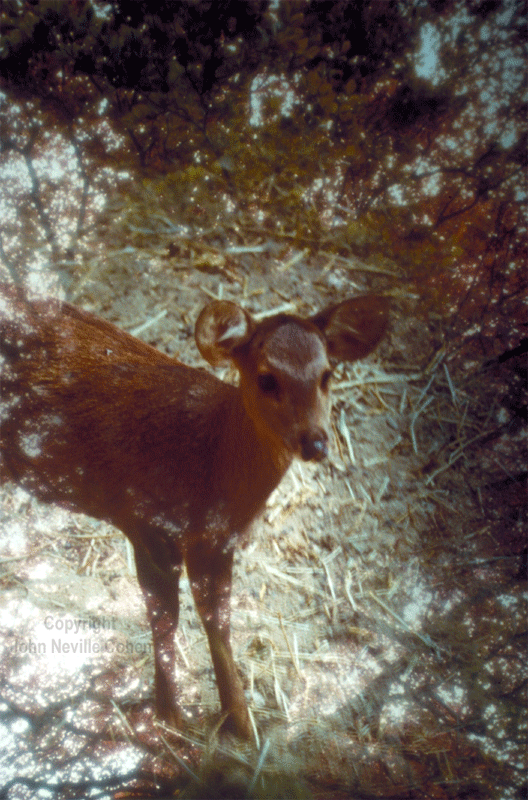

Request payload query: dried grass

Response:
[0,248,525,799]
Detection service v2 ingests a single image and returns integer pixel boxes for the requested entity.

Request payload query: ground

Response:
[0,247,525,799]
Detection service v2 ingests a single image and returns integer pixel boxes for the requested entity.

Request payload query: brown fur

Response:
[0,286,388,737]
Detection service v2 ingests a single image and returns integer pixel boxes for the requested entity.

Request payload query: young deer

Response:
[0,285,388,738]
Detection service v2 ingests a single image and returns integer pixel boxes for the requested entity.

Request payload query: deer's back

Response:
[0,295,279,545]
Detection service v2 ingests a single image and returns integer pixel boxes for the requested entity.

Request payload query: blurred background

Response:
[0,2,526,798]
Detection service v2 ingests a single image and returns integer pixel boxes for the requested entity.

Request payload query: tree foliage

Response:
[0,3,526,796]
[0,0,525,357]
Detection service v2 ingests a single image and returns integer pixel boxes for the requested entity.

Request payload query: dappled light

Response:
[0,1,525,798]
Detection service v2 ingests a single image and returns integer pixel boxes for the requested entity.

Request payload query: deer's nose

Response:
[300,430,328,462]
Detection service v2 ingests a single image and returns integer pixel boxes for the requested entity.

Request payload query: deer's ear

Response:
[312,295,389,362]
[195,301,253,366]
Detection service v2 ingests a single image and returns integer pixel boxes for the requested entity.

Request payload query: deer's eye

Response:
[321,369,332,392]
[258,373,280,395]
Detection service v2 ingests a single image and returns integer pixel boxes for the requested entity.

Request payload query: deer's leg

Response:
[185,543,251,739]
[133,538,183,728]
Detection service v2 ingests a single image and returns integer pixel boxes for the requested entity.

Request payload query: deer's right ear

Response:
[195,301,253,366]
[311,295,389,363]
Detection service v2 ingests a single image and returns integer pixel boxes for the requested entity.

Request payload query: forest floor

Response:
[0,246,525,799]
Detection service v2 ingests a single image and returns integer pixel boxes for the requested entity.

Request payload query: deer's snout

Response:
[300,429,329,462]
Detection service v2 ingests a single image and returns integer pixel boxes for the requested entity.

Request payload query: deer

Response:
[0,283,388,739]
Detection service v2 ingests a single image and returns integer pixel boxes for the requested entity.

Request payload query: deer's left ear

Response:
[311,295,389,362]
[195,301,253,366]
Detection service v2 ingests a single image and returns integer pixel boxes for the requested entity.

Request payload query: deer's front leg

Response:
[185,542,251,739]
[133,539,183,728]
